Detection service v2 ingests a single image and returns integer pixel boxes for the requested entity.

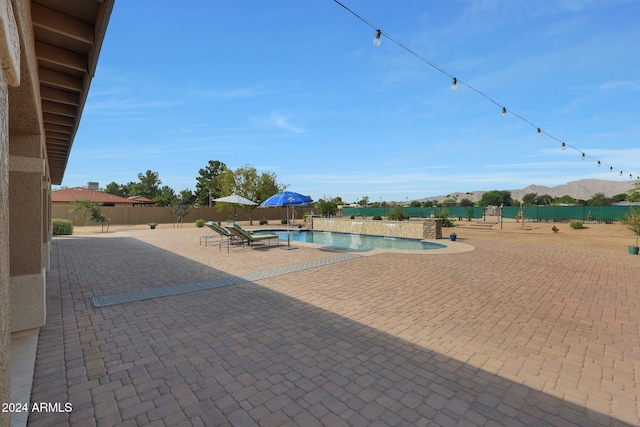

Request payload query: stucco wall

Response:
[0,0,21,423]
[310,217,443,240]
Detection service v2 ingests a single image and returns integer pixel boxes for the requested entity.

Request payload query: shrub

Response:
[551,226,559,233]
[435,208,454,227]
[569,220,584,229]
[350,215,355,219]
[52,218,73,235]
[259,218,268,225]
[195,219,206,228]
[386,206,408,221]
[372,215,382,220]
[281,219,288,224]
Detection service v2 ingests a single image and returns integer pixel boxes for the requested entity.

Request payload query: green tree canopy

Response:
[195,160,228,207]
[134,170,162,200]
[317,198,339,217]
[627,181,640,203]
[555,195,576,205]
[478,190,513,207]
[588,192,610,206]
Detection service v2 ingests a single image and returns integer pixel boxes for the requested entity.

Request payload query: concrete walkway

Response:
[26,227,640,426]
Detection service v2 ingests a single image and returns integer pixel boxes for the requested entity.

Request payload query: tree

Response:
[135,170,162,200]
[478,190,513,207]
[588,192,610,206]
[522,193,538,206]
[218,164,287,224]
[72,199,108,232]
[555,195,576,205]
[168,195,190,228]
[317,199,339,217]
[459,198,475,207]
[195,160,228,207]
[535,194,554,206]
[357,196,369,207]
[627,181,640,203]
[154,186,177,207]
[105,181,127,197]
[179,189,196,206]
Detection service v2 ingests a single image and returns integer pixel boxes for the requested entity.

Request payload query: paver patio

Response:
[26,227,640,426]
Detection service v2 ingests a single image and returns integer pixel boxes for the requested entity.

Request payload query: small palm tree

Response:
[623,207,640,248]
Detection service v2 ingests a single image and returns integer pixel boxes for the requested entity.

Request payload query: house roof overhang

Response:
[9,0,115,185]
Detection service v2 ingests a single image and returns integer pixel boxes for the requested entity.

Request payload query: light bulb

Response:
[502,107,507,118]
[537,128,542,137]
[373,29,381,46]
[451,77,457,91]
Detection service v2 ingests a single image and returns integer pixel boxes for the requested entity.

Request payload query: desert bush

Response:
[551,226,559,233]
[52,218,73,235]
[372,215,382,220]
[195,219,206,227]
[386,206,408,221]
[281,219,288,224]
[569,220,584,229]
[259,218,268,225]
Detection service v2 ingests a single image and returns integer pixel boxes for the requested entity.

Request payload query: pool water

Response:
[255,229,447,251]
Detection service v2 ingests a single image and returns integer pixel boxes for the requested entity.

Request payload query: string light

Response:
[332,0,639,180]
[373,29,381,46]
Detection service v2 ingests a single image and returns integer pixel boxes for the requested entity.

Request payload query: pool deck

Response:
[23,226,640,426]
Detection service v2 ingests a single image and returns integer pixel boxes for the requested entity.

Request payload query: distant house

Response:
[52,187,137,207]
[127,195,159,206]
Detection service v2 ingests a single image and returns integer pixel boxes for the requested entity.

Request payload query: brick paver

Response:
[27,227,640,426]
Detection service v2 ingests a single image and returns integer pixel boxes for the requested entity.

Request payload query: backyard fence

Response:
[52,205,306,226]
[343,205,636,223]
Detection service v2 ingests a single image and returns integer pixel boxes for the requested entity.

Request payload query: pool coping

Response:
[255,229,474,255]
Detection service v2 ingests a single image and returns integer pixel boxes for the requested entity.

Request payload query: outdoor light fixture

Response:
[620,171,624,176]
[597,160,601,167]
[561,142,565,150]
[373,29,381,46]
[451,77,458,91]
[581,153,585,160]
[502,107,507,118]
[610,166,613,172]
[537,128,542,137]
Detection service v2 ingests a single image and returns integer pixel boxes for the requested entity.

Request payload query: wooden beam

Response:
[40,86,80,106]
[43,112,75,128]
[42,100,77,118]
[35,41,87,74]
[31,3,94,45]
[38,67,83,92]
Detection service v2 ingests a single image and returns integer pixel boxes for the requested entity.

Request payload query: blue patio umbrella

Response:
[260,191,313,249]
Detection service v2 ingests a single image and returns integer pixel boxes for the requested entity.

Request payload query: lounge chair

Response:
[201,221,239,250]
[224,224,279,250]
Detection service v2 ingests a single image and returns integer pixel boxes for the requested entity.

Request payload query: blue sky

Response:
[62,0,640,203]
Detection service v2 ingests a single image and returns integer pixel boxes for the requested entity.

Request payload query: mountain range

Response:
[424,179,636,203]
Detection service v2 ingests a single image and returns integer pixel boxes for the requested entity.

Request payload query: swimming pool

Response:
[254,229,447,251]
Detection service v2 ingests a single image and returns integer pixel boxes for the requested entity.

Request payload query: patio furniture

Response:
[224,224,279,251]
[201,221,240,250]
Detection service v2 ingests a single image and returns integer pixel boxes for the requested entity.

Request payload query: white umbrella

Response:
[212,194,257,220]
